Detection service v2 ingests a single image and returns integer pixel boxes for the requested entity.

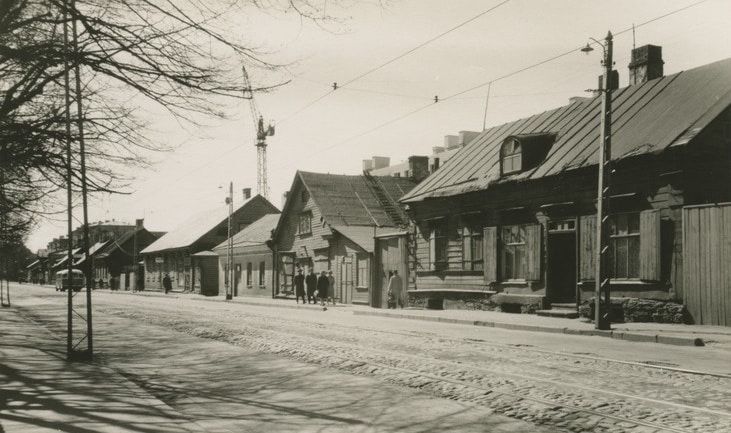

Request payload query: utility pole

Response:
[226,182,233,300]
[594,31,614,330]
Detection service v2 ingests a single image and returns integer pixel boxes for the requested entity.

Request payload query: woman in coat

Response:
[317,270,329,309]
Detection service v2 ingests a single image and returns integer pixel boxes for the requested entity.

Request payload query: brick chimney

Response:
[135,218,144,229]
[629,44,664,85]
[408,156,429,182]
[242,188,251,200]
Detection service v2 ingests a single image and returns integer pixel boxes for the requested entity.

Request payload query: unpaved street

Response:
[6,284,731,433]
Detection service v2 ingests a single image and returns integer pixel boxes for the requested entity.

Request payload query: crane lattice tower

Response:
[242,66,274,199]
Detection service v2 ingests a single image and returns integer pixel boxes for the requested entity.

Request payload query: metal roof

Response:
[74,241,109,265]
[331,226,396,253]
[402,57,731,202]
[141,195,274,254]
[213,213,280,251]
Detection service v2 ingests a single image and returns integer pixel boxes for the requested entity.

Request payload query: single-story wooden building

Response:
[141,193,279,295]
[92,223,163,290]
[271,170,419,305]
[213,213,280,298]
[399,47,731,325]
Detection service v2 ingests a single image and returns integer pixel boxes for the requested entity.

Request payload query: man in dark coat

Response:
[305,268,317,304]
[162,273,172,294]
[317,270,329,309]
[294,268,306,304]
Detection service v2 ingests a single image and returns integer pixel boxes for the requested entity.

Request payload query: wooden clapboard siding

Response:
[416,273,486,290]
[579,215,596,281]
[683,203,731,326]
[483,227,498,284]
[525,224,542,281]
[640,209,661,280]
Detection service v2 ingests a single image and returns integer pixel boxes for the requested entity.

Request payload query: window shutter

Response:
[429,229,436,271]
[579,215,596,280]
[462,226,472,266]
[483,226,498,284]
[525,224,542,281]
[640,209,661,281]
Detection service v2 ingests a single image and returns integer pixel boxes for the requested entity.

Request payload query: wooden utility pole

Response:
[594,31,613,330]
[226,182,233,300]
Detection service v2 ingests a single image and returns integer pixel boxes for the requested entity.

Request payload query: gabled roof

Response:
[74,241,109,265]
[96,228,163,259]
[141,195,276,254]
[213,213,280,251]
[402,57,731,202]
[298,171,416,227]
[52,248,81,268]
[331,225,396,253]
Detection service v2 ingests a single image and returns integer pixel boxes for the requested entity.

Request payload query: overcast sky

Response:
[27,0,731,251]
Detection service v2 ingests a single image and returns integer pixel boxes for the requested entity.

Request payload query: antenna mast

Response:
[242,66,274,199]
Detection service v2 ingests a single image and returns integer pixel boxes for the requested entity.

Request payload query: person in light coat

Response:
[387,269,403,308]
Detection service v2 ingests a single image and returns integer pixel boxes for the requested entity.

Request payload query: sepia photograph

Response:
[1,0,730,431]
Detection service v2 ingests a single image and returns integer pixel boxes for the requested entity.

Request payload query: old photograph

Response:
[1,0,730,431]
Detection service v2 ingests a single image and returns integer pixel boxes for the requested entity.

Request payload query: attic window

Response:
[501,138,522,175]
[500,133,556,176]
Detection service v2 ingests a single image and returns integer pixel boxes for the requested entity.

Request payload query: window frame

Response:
[431,219,449,271]
[356,255,369,288]
[500,224,528,281]
[501,138,522,175]
[298,211,312,236]
[460,216,484,271]
[608,212,640,280]
[258,261,266,287]
[246,262,253,287]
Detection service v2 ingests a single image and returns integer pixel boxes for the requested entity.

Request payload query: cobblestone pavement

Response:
[11,286,731,433]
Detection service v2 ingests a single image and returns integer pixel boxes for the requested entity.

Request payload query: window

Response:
[246,262,253,286]
[609,213,640,279]
[301,189,309,204]
[259,261,266,287]
[501,138,522,175]
[501,225,527,280]
[298,212,312,235]
[357,255,369,287]
[431,220,449,271]
[461,220,483,271]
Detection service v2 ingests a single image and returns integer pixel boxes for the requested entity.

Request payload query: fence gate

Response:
[682,203,731,326]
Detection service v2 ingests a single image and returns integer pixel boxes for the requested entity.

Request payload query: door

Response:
[339,256,354,303]
[375,236,407,308]
[547,220,577,303]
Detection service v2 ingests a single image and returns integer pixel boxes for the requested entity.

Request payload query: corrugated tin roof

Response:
[141,196,273,254]
[331,226,396,253]
[213,213,280,251]
[402,57,731,202]
[299,171,416,227]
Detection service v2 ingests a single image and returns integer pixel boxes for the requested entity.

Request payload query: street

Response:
[3,284,731,433]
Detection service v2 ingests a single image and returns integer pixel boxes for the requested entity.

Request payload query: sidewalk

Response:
[0,305,203,432]
[95,288,731,348]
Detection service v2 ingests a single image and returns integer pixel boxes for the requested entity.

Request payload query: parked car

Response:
[55,269,85,292]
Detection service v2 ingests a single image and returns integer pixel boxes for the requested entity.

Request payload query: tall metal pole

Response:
[70,0,92,357]
[594,31,613,330]
[62,0,75,357]
[226,182,233,300]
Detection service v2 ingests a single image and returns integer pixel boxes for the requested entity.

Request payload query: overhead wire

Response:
[278,0,512,124]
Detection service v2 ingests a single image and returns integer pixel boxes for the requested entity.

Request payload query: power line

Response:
[274,0,711,168]
[279,0,512,123]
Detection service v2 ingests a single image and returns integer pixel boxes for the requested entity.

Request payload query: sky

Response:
[26,0,731,251]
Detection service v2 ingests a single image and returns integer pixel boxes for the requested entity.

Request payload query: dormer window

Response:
[500,133,556,176]
[501,138,522,175]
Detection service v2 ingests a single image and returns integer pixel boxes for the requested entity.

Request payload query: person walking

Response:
[162,273,172,294]
[327,270,336,305]
[387,269,403,308]
[305,268,317,304]
[317,270,329,310]
[294,268,306,304]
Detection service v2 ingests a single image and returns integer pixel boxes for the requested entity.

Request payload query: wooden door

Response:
[339,256,354,303]
[376,236,407,308]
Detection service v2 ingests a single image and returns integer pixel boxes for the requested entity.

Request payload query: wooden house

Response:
[271,171,418,305]
[213,213,280,298]
[92,224,163,290]
[399,47,731,325]
[141,194,279,295]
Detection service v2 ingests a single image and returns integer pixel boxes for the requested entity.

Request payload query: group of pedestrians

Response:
[293,267,336,310]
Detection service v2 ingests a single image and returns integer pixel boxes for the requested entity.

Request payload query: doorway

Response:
[547,220,577,303]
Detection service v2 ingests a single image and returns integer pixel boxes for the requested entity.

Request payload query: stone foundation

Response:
[407,291,545,314]
[578,297,692,324]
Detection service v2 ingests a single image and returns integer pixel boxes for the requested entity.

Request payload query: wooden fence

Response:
[682,203,731,326]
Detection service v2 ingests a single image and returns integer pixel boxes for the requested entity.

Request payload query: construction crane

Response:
[242,65,275,199]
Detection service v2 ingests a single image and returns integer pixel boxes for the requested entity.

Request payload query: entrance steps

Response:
[536,302,579,319]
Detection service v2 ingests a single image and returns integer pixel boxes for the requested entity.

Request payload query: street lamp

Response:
[581,31,614,331]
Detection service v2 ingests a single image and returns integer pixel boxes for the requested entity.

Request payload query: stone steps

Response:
[535,308,579,319]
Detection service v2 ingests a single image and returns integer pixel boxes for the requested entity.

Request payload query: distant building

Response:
[140,193,279,295]
[213,213,280,298]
